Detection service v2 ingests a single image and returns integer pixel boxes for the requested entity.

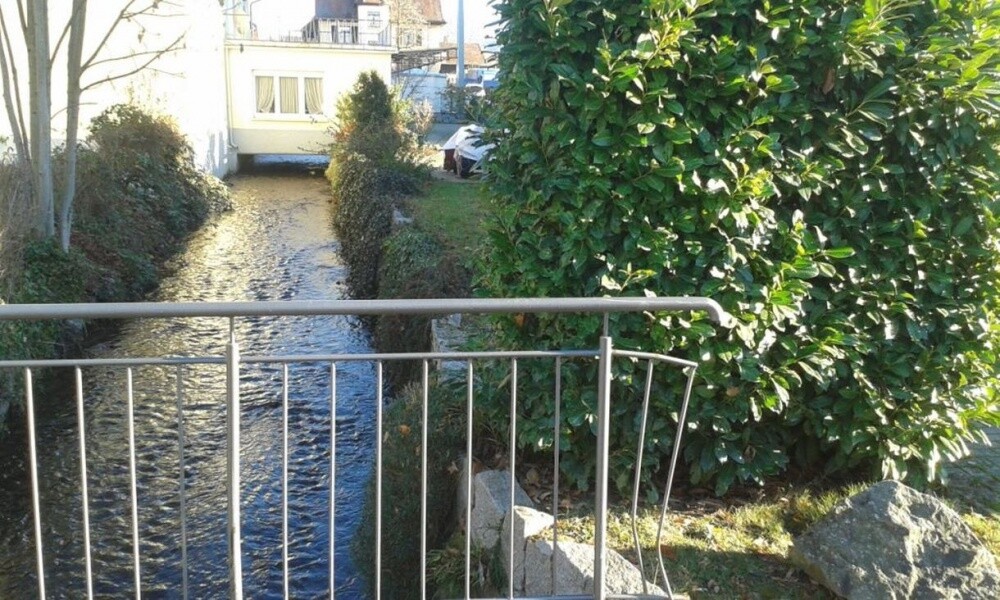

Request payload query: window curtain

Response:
[279,77,299,114]
[305,78,323,115]
[255,76,274,113]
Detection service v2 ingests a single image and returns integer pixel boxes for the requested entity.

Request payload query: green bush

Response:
[353,380,468,599]
[0,103,230,418]
[481,0,1000,494]
[375,229,471,386]
[328,72,430,298]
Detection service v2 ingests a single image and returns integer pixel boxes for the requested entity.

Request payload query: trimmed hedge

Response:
[480,0,1000,493]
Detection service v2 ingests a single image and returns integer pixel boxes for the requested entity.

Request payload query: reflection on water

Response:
[0,164,376,598]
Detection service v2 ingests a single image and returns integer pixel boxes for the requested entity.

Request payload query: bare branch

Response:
[0,9,28,163]
[51,0,87,69]
[16,0,27,37]
[85,46,184,70]
[80,33,184,93]
[0,6,30,160]
[82,0,143,71]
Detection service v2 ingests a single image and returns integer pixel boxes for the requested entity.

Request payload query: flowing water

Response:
[0,158,376,598]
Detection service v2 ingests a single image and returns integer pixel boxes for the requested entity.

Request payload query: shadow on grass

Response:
[643,545,833,599]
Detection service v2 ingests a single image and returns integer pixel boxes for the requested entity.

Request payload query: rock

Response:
[522,538,669,596]
[790,480,1000,599]
[430,314,469,372]
[468,470,533,549]
[392,208,413,226]
[501,506,556,593]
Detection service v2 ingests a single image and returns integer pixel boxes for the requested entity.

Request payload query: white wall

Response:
[0,0,235,177]
[396,70,448,114]
[226,40,392,155]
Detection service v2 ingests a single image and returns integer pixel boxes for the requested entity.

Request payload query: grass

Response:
[532,482,999,599]
[403,180,489,262]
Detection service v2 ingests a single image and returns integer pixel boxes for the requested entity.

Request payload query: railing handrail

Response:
[0,297,727,323]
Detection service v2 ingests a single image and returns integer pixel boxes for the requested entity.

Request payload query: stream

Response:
[0,158,375,597]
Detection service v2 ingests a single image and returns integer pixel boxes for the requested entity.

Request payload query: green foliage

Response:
[328,154,396,298]
[337,71,395,133]
[376,229,470,386]
[328,71,433,298]
[441,85,492,123]
[481,0,1000,494]
[353,380,467,599]
[0,103,229,417]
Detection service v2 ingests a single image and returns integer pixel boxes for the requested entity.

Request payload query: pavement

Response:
[946,427,1000,514]
[425,122,464,148]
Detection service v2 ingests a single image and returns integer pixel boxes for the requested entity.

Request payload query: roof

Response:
[414,0,445,25]
[314,0,362,20]
[441,43,489,67]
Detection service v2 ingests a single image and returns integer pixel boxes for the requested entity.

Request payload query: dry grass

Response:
[537,481,998,599]
[0,160,33,296]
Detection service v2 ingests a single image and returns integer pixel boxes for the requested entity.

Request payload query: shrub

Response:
[352,380,468,599]
[0,160,32,295]
[328,72,429,298]
[0,103,230,418]
[375,229,471,386]
[480,0,1000,494]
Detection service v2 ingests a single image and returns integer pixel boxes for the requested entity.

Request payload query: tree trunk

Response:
[26,0,54,239]
[0,8,29,166]
[59,0,86,252]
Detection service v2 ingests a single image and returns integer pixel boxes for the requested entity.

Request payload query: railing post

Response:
[226,320,244,599]
[594,336,612,600]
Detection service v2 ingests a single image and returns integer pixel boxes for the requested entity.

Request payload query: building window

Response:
[255,73,324,116]
[304,78,323,114]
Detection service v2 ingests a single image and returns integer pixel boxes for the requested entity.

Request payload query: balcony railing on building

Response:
[226,18,393,49]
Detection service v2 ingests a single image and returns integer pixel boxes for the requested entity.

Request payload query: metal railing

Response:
[226,20,394,49]
[0,297,725,599]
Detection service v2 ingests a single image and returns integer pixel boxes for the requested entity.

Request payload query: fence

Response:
[0,297,725,599]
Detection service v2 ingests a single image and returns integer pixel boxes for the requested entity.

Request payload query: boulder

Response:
[790,480,1000,599]
[501,506,556,593]
[430,313,469,372]
[522,538,669,597]
[468,470,533,549]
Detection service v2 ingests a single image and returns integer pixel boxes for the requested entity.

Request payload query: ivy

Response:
[480,0,1000,493]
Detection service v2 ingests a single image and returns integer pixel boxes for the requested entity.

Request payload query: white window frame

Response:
[253,71,326,120]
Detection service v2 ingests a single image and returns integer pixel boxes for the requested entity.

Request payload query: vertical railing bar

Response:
[226,317,244,600]
[464,360,473,600]
[421,360,429,600]
[508,358,517,600]
[25,368,46,600]
[282,364,290,600]
[631,360,656,597]
[551,357,562,596]
[375,361,384,600]
[655,366,697,599]
[594,337,613,600]
[126,368,141,600]
[175,366,189,600]
[75,368,94,600]
[329,363,337,598]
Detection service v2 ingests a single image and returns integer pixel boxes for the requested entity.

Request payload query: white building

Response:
[226,1,394,159]
[0,0,403,176]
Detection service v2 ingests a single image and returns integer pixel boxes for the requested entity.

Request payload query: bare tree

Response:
[0,0,185,250]
[389,0,428,49]
[26,0,54,238]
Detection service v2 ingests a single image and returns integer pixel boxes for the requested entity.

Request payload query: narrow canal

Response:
[0,159,376,597]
